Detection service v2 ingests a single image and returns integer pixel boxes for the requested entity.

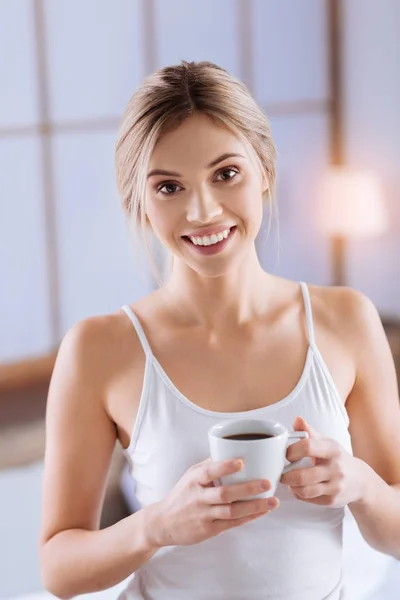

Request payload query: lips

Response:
[182,226,237,256]
[183,224,236,238]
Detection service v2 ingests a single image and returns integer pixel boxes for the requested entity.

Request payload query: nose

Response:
[186,188,223,224]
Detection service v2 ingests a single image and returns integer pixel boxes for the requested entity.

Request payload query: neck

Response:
[162,245,274,330]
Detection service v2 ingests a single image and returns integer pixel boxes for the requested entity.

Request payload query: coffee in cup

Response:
[223,433,275,441]
[208,418,309,499]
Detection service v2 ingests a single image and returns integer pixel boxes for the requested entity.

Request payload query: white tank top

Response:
[119,282,352,600]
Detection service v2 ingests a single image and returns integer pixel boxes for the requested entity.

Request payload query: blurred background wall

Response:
[343,0,400,314]
[0,1,400,598]
[2,0,400,371]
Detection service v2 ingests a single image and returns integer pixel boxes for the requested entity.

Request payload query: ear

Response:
[143,213,153,230]
[261,172,269,195]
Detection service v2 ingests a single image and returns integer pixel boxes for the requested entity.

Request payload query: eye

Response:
[157,182,183,195]
[215,167,239,182]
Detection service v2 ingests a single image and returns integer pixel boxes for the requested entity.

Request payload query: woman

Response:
[39,61,400,600]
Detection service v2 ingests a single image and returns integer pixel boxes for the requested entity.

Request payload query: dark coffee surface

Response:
[223,433,274,441]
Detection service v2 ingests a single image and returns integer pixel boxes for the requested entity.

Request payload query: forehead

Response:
[149,113,252,170]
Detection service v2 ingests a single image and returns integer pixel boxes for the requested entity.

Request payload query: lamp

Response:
[317,167,388,286]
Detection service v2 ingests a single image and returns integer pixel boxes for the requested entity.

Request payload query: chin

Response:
[182,247,251,279]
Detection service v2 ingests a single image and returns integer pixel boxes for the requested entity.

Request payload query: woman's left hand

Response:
[280,416,368,508]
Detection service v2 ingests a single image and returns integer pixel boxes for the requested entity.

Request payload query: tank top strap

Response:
[299,281,315,347]
[122,305,153,359]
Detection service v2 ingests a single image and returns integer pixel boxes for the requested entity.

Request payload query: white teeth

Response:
[189,228,231,246]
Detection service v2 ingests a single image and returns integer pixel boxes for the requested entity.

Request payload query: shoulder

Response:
[307,284,384,357]
[309,283,377,318]
[52,308,145,394]
[57,312,127,367]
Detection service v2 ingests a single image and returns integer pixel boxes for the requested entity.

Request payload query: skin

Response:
[39,113,400,598]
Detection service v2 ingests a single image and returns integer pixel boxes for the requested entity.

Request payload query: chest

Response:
[150,330,309,412]
[111,313,354,450]
[130,380,352,513]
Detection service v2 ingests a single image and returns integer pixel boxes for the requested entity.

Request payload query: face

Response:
[145,113,267,278]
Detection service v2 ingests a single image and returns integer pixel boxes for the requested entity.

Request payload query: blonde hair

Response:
[115,60,276,225]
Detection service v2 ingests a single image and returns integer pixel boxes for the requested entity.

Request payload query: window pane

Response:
[0,138,52,361]
[154,0,240,77]
[343,0,400,314]
[0,0,39,127]
[44,0,143,121]
[253,0,329,104]
[52,131,154,335]
[258,113,331,285]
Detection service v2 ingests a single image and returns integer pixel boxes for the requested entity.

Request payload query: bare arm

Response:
[345,291,400,558]
[40,317,275,599]
[281,289,400,559]
[281,288,400,558]
[39,319,158,599]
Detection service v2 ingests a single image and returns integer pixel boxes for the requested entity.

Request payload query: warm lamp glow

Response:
[317,168,388,238]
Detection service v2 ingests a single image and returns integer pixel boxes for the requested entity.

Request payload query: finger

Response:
[196,458,244,486]
[210,497,276,521]
[280,465,329,487]
[293,416,321,439]
[213,510,270,535]
[203,479,271,505]
[289,482,334,500]
[286,437,340,463]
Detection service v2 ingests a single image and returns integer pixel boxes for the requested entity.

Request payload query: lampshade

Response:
[317,168,388,238]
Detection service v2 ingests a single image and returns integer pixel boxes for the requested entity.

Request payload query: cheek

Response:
[145,199,178,241]
[229,179,264,221]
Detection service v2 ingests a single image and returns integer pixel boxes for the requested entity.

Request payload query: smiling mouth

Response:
[181,226,237,255]
[183,226,236,247]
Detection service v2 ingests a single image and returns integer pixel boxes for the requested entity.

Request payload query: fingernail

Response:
[261,480,270,491]
[267,498,277,509]
[233,460,243,470]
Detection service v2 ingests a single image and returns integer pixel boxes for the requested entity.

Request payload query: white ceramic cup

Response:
[208,418,309,499]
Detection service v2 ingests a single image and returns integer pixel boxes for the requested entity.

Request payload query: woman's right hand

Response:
[146,458,280,548]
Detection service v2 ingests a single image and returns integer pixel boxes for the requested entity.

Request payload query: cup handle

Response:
[282,431,309,474]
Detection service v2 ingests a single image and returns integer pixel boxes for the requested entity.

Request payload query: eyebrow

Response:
[147,152,246,179]
[207,152,246,168]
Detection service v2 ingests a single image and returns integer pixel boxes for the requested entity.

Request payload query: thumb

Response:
[293,416,320,439]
